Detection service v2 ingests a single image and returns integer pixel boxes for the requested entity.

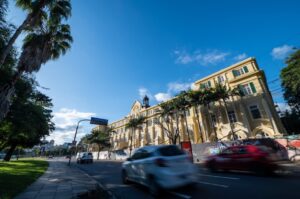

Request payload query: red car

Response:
[205,145,278,174]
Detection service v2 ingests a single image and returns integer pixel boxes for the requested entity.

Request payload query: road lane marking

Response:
[198,174,240,180]
[197,181,229,188]
[169,192,192,199]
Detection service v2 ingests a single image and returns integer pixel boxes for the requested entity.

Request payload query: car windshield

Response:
[158,145,184,156]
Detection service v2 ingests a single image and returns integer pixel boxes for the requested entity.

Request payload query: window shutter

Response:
[208,81,211,87]
[243,66,249,73]
[250,82,257,93]
[232,70,237,77]
[238,85,245,96]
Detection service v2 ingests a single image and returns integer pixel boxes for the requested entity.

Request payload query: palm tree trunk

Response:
[194,106,204,143]
[222,98,235,140]
[175,113,181,144]
[97,144,101,160]
[129,128,133,156]
[183,110,191,142]
[207,104,218,141]
[0,0,47,68]
[0,68,24,121]
[0,19,28,68]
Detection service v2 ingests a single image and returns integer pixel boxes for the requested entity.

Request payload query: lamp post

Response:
[68,117,108,166]
[68,119,90,166]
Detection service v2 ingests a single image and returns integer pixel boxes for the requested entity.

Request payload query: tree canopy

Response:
[281,49,300,113]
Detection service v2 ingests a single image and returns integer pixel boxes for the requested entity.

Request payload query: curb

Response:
[71,163,118,199]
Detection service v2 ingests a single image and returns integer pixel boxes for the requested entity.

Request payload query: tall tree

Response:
[186,89,205,143]
[281,48,300,113]
[125,116,145,156]
[0,0,71,68]
[0,17,73,121]
[88,127,111,160]
[157,101,180,144]
[175,91,192,142]
[0,76,54,161]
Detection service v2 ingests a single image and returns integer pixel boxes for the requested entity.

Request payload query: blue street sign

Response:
[90,117,108,125]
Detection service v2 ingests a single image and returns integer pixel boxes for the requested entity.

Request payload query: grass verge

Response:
[0,158,48,199]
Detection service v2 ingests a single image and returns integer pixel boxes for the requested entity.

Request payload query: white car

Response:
[76,152,93,164]
[121,145,198,195]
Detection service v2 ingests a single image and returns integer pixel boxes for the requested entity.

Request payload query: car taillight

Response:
[155,158,168,167]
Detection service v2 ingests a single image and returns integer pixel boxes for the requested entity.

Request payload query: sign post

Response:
[68,117,108,166]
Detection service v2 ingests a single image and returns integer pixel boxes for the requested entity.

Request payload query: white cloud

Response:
[174,49,230,65]
[138,87,153,100]
[271,45,294,59]
[167,82,191,93]
[234,53,247,61]
[46,108,96,145]
[154,82,196,103]
[276,103,291,113]
[154,93,172,102]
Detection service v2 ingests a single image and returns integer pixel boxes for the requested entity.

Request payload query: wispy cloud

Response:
[47,108,96,145]
[154,82,195,102]
[234,53,247,61]
[271,45,294,59]
[174,49,230,66]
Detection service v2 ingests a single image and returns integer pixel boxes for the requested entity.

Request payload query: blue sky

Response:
[7,0,300,144]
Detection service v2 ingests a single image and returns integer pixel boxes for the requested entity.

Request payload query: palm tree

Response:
[157,101,180,144]
[0,22,72,121]
[186,89,205,143]
[0,0,71,68]
[125,115,145,156]
[213,83,240,140]
[201,88,219,142]
[88,128,111,160]
[175,91,192,142]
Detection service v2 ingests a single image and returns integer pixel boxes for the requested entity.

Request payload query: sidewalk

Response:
[15,159,100,199]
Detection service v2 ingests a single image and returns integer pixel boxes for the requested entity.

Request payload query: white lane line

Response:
[197,181,229,188]
[169,192,192,199]
[198,174,240,180]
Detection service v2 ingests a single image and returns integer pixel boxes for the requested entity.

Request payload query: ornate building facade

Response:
[109,58,286,151]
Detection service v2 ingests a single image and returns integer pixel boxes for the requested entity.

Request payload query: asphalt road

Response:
[72,159,300,199]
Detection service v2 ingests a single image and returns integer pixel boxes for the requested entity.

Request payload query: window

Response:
[153,118,158,124]
[232,66,249,77]
[227,111,237,123]
[200,81,211,89]
[217,75,225,83]
[148,119,152,126]
[238,82,257,96]
[249,105,261,119]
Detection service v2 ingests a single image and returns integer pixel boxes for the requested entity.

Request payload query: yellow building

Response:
[109,58,286,151]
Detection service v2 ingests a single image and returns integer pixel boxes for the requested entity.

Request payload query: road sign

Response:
[90,117,108,125]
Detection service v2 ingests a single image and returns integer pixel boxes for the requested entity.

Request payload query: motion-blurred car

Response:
[205,145,278,174]
[122,145,198,195]
[76,152,93,164]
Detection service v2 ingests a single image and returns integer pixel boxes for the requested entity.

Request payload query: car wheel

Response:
[148,176,161,196]
[122,170,130,184]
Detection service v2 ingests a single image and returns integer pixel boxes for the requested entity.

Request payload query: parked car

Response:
[65,155,71,159]
[48,155,53,159]
[122,145,198,195]
[205,145,278,174]
[76,152,93,164]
